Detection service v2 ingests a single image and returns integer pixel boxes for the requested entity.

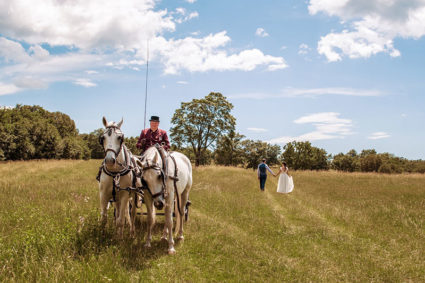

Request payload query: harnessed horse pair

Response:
[97,117,192,254]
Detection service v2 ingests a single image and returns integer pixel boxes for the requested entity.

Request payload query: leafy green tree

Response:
[377,153,405,174]
[170,144,213,165]
[378,163,393,174]
[170,92,236,166]
[281,141,329,170]
[48,111,79,137]
[331,149,359,172]
[0,105,90,160]
[409,160,425,173]
[81,128,105,159]
[240,139,281,170]
[359,149,382,172]
[124,136,139,155]
[62,136,90,160]
[214,130,245,166]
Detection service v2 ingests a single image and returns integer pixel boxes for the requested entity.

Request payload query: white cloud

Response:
[185,0,197,3]
[0,0,175,50]
[154,31,288,74]
[298,43,312,55]
[177,80,188,84]
[13,77,48,89]
[0,0,288,94]
[255,28,269,37]
[176,8,186,15]
[106,58,145,70]
[0,82,21,96]
[2,52,107,81]
[309,0,425,61]
[368,132,390,140]
[74,79,97,88]
[0,37,31,63]
[247,127,268,133]
[229,87,382,99]
[317,27,400,62]
[269,112,354,144]
[173,8,199,24]
[85,70,99,75]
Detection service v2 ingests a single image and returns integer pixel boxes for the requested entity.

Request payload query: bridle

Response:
[139,145,168,199]
[99,125,128,171]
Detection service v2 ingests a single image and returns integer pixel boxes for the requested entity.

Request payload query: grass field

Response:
[0,160,424,282]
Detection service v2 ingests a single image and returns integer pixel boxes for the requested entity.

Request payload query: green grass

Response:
[1,160,424,282]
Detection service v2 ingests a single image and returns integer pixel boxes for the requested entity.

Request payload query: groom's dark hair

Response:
[262,158,266,162]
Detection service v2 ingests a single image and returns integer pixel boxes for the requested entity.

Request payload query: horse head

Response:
[100,116,124,167]
[137,146,165,210]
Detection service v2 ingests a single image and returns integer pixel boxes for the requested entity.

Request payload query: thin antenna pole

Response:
[143,40,149,130]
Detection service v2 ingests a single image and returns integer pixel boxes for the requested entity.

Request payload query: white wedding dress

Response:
[277,167,294,194]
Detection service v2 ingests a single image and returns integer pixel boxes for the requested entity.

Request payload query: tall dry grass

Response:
[0,161,424,282]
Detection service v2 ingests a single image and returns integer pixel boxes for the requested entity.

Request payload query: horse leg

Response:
[165,193,175,254]
[177,188,189,240]
[129,193,137,237]
[116,194,128,239]
[124,194,134,236]
[161,195,170,241]
[144,195,155,248]
[99,182,111,228]
[174,196,181,238]
[161,226,169,241]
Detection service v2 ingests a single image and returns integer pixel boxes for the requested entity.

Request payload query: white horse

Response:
[98,117,141,237]
[137,145,192,254]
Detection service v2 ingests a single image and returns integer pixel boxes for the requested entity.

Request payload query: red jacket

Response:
[136,128,170,151]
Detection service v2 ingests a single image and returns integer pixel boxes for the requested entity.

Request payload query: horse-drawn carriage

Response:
[97,117,192,254]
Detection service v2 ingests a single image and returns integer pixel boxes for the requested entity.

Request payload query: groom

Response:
[257,158,276,191]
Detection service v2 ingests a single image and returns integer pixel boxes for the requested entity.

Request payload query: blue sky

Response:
[0,0,424,159]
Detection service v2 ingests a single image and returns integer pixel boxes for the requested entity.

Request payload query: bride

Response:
[276,162,294,194]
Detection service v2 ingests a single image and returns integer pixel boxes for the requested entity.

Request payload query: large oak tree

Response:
[170,92,235,166]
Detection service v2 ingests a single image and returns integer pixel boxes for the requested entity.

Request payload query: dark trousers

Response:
[259,175,267,191]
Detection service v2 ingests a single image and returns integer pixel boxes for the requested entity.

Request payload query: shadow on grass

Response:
[73,213,171,270]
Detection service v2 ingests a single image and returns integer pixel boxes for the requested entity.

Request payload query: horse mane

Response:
[142,146,160,164]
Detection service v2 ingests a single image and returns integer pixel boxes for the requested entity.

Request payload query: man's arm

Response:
[266,164,275,176]
[162,131,170,150]
[136,130,145,149]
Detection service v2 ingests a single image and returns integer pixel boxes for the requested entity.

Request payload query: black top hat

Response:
[149,115,160,122]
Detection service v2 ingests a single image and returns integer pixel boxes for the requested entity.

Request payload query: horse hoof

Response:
[177,235,184,241]
[144,243,151,248]
[168,248,176,255]
[161,235,168,242]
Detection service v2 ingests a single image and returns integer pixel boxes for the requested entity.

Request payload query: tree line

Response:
[1,97,424,174]
[0,105,90,160]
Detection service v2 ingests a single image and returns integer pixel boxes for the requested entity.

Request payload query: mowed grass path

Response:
[0,160,424,282]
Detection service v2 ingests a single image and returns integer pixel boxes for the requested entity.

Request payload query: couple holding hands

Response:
[257,159,294,194]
